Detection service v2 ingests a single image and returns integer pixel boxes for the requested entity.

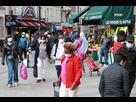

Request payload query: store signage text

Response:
[114,13,123,17]
[105,20,131,25]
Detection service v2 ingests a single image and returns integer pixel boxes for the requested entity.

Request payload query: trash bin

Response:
[91,49,98,61]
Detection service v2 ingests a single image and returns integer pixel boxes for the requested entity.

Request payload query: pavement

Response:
[0,53,136,97]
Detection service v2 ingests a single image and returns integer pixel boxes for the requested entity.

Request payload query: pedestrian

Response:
[18,32,29,61]
[35,30,40,40]
[76,32,88,76]
[88,33,95,45]
[113,31,126,55]
[2,35,23,88]
[13,31,21,45]
[64,32,70,43]
[116,35,136,92]
[73,34,79,55]
[99,48,130,97]
[99,33,112,67]
[52,33,65,78]
[35,35,51,83]
[29,36,37,67]
[56,42,82,97]
[25,32,30,43]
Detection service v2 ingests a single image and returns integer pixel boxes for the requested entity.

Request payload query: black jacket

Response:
[35,42,51,64]
[117,44,136,77]
[101,37,112,50]
[29,38,37,51]
[99,63,131,97]
[2,41,23,65]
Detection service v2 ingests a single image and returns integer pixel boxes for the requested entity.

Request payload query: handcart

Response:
[86,59,101,76]
[87,47,101,77]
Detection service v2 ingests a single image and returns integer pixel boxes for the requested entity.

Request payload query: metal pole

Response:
[77,6,80,35]
[39,6,41,35]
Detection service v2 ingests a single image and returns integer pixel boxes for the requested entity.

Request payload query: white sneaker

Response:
[99,64,102,67]
[104,64,108,67]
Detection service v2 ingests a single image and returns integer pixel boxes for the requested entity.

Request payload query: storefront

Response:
[5,6,47,35]
[82,6,134,35]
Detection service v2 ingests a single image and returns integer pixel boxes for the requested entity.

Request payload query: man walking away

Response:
[100,33,112,67]
[113,31,126,55]
[99,48,130,97]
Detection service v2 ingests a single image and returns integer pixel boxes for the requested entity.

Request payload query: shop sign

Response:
[23,6,36,18]
[105,20,131,25]
[5,15,16,27]
[16,15,45,22]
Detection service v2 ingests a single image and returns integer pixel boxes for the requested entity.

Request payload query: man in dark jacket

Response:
[99,48,130,97]
[29,36,37,67]
[100,34,112,67]
[117,35,136,92]
[13,31,21,45]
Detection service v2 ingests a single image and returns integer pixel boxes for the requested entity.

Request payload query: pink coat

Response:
[76,38,87,60]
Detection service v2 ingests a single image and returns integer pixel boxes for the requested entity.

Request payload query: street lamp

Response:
[39,6,41,35]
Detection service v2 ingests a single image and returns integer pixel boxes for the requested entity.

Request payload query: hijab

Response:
[80,32,88,55]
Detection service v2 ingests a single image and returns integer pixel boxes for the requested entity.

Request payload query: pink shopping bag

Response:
[20,62,28,80]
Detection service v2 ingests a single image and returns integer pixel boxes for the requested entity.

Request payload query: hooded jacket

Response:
[113,41,125,55]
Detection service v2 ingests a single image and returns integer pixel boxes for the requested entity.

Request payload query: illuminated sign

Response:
[23,6,36,18]
[5,15,16,27]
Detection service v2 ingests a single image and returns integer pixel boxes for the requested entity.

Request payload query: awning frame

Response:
[69,6,91,25]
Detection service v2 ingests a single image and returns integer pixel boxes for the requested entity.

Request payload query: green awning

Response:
[102,6,134,26]
[69,6,91,25]
[82,6,110,25]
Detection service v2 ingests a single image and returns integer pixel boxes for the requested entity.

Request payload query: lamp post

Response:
[38,6,41,35]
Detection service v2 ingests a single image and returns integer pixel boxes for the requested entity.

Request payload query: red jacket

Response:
[113,41,124,55]
[59,54,82,88]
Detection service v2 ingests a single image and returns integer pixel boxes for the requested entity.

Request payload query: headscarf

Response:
[80,32,88,55]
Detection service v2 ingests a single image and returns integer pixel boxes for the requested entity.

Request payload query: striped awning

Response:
[16,20,47,27]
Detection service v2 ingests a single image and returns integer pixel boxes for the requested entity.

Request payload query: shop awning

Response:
[69,6,91,25]
[82,6,110,25]
[102,6,134,26]
[16,20,47,27]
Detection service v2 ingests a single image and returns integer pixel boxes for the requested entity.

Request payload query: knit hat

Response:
[64,42,77,53]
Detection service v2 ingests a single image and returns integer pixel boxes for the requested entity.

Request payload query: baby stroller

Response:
[86,58,101,76]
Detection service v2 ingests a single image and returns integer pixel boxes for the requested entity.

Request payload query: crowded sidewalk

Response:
[0,53,135,97]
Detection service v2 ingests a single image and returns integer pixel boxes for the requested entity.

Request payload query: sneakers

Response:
[37,79,46,83]
[99,64,102,67]
[104,64,108,67]
[100,64,108,67]
[7,84,11,88]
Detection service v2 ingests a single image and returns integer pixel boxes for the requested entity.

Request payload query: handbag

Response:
[8,45,14,61]
[33,64,38,78]
[20,62,28,80]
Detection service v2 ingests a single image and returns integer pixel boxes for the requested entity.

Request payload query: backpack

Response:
[53,42,59,57]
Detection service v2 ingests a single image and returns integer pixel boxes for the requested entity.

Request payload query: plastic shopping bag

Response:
[20,62,28,80]
[108,53,115,65]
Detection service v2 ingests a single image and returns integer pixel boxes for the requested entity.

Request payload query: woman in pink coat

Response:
[76,32,88,75]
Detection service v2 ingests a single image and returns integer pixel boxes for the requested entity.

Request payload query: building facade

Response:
[1,6,136,38]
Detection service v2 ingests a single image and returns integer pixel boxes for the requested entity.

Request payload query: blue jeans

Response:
[81,59,85,73]
[100,45,108,64]
[55,65,61,78]
[6,57,19,85]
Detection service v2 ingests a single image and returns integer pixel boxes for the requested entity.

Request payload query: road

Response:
[0,53,135,97]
